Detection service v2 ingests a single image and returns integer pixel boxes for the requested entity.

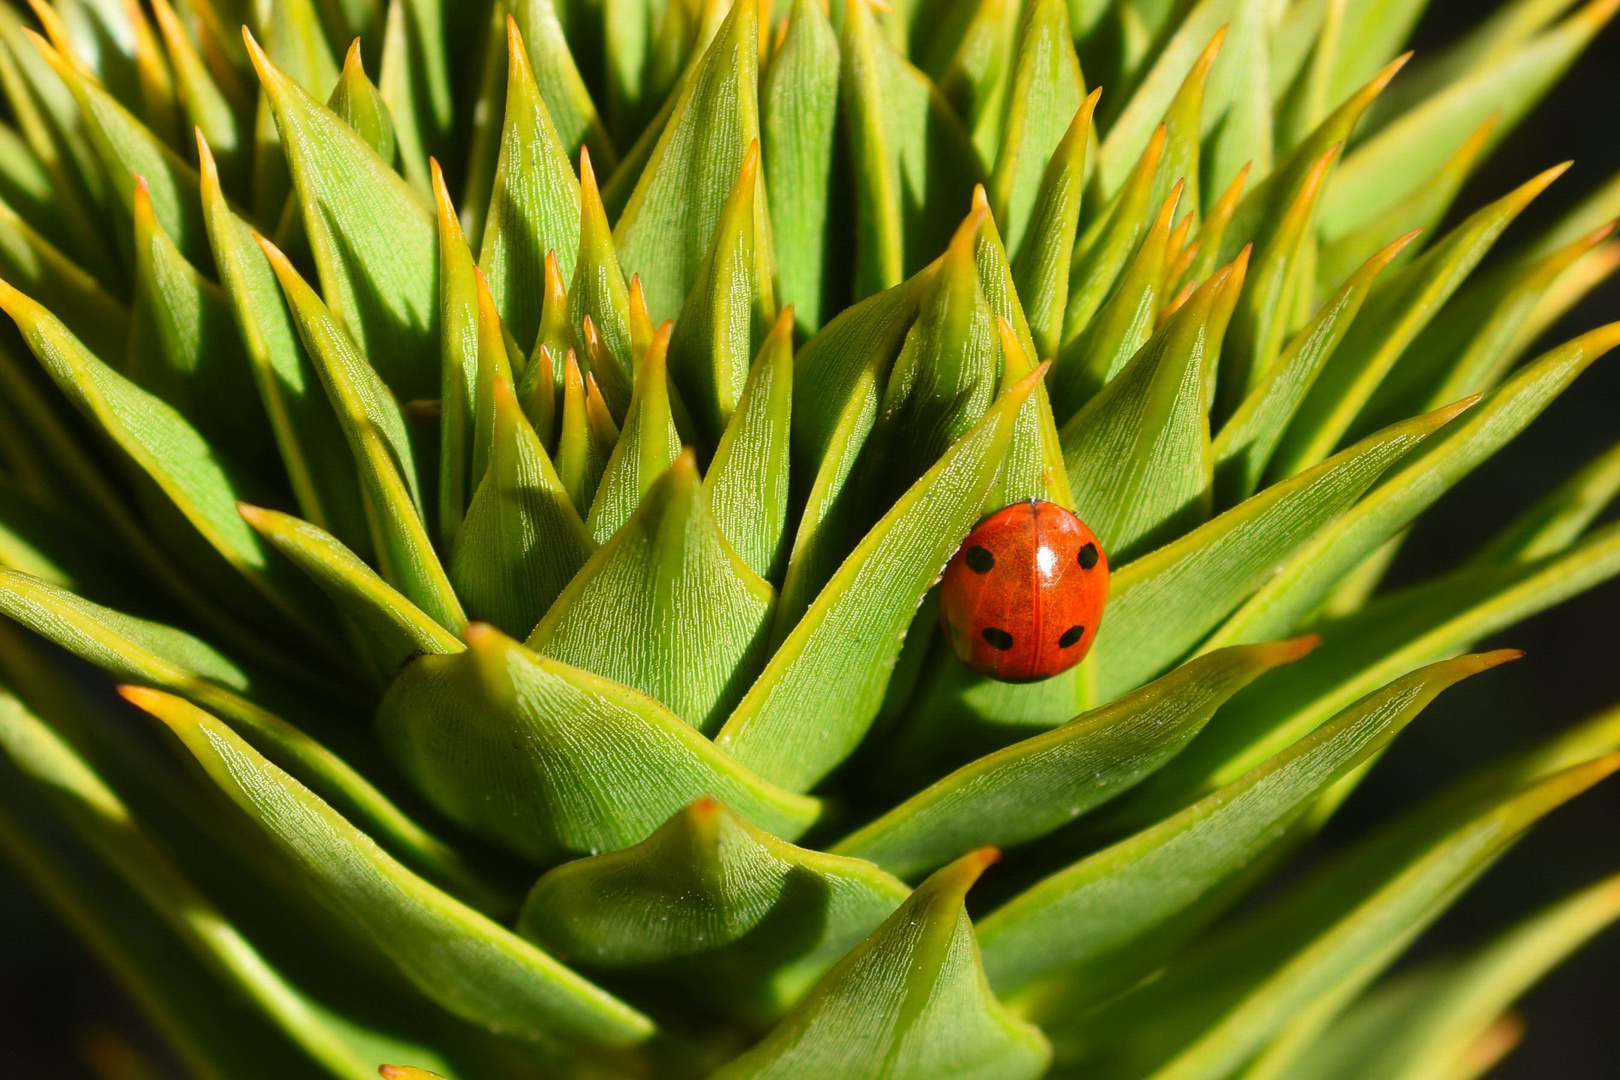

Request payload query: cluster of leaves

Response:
[0,0,1619,1077]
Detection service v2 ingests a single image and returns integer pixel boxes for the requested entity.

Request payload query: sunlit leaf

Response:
[478,17,582,352]
[978,650,1513,996]
[521,796,909,1019]
[717,365,1043,791]
[711,849,1051,1080]
[248,28,439,400]
[707,308,795,582]
[130,687,656,1052]
[378,622,821,860]
[614,0,762,322]
[835,638,1316,879]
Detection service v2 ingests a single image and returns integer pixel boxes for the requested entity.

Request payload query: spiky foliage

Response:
[0,0,1618,1077]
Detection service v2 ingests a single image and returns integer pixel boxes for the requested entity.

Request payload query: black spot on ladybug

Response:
[1058,625,1085,649]
[1078,542,1099,569]
[965,545,996,573]
[982,627,1015,651]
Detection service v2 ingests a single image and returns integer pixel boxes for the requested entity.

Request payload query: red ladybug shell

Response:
[939,500,1109,682]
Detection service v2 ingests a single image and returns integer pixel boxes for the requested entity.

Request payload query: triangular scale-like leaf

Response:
[864,205,999,503]
[1222,55,1406,261]
[762,0,841,333]
[585,323,683,544]
[988,0,1084,254]
[1091,402,1468,700]
[1216,146,1336,420]
[977,651,1513,997]
[988,317,1073,509]
[509,0,615,165]
[1323,0,1618,240]
[571,147,635,387]
[1270,165,1565,478]
[1055,181,1183,418]
[247,28,439,401]
[531,452,772,734]
[613,0,763,322]
[1095,0,1230,196]
[126,176,276,476]
[775,277,931,627]
[521,797,909,1021]
[555,348,610,517]
[327,39,396,163]
[1058,125,1166,407]
[1214,232,1418,503]
[376,0,475,194]
[128,687,655,1052]
[1012,90,1099,360]
[717,365,1042,792]
[842,0,982,299]
[477,18,582,353]
[240,503,462,676]
[451,378,593,640]
[1209,324,1620,651]
[198,134,370,558]
[835,638,1315,880]
[430,156,482,553]
[707,308,795,582]
[667,140,778,442]
[1361,221,1616,433]
[711,849,1050,1080]
[1061,263,1223,561]
[377,623,821,861]
[930,0,1020,160]
[1202,0,1272,198]
[258,236,465,634]
[1316,116,1493,289]
[1155,28,1224,221]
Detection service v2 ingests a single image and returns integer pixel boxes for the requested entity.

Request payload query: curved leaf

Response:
[198,134,369,558]
[613,0,762,322]
[247,28,439,400]
[1209,323,1620,650]
[711,849,1051,1080]
[1092,402,1468,699]
[667,139,777,442]
[529,452,773,734]
[241,504,463,674]
[716,364,1043,792]
[1271,165,1565,477]
[377,623,821,862]
[978,651,1515,996]
[835,638,1317,879]
[259,237,465,634]
[520,797,909,1019]
[477,17,582,352]
[585,322,683,543]
[128,687,655,1052]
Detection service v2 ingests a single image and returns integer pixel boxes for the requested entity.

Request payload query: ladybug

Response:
[939,500,1109,682]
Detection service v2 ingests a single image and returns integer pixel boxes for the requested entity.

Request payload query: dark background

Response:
[2,1,1618,1076]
